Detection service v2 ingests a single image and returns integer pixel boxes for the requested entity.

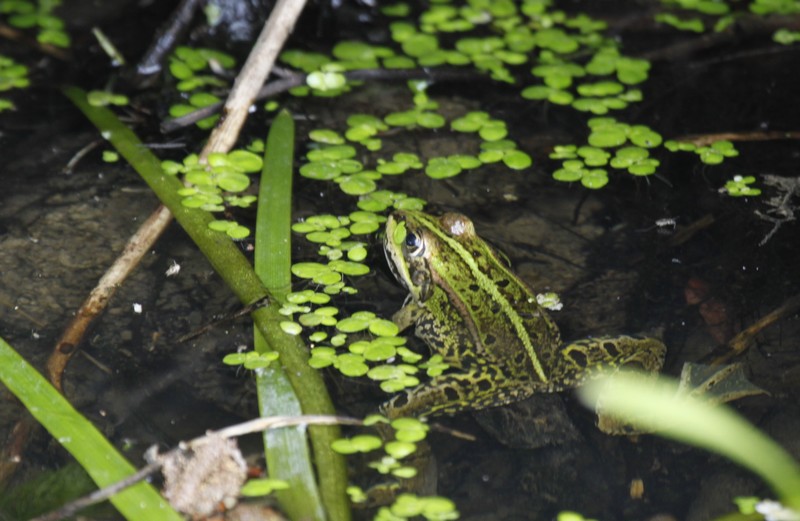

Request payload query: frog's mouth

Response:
[383,214,416,294]
[383,229,409,291]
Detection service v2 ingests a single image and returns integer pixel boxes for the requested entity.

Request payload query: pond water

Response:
[1,1,800,520]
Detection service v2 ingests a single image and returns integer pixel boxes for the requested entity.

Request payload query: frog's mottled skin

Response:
[381,210,666,425]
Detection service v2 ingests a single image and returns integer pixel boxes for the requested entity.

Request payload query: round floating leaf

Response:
[617,57,651,85]
[577,81,624,97]
[189,92,220,107]
[368,365,405,381]
[330,260,370,276]
[228,150,263,172]
[503,150,532,170]
[308,145,357,161]
[336,317,370,333]
[580,169,609,189]
[402,33,439,57]
[629,125,663,148]
[307,71,346,91]
[217,171,250,192]
[309,129,344,144]
[309,347,337,369]
[628,159,660,175]
[577,146,610,166]
[610,146,648,167]
[369,319,399,337]
[420,355,449,377]
[240,478,290,497]
[169,59,193,79]
[338,174,377,196]
[280,321,302,335]
[363,342,396,361]
[451,112,487,132]
[588,128,628,148]
[451,155,482,169]
[479,121,508,141]
[550,145,577,160]
[416,112,446,129]
[300,161,342,180]
[392,418,429,442]
[553,167,584,182]
[385,441,416,459]
[350,221,380,234]
[426,157,462,179]
[384,110,418,127]
[337,353,369,377]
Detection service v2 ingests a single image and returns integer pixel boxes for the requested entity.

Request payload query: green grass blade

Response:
[579,373,800,508]
[0,336,183,521]
[253,110,329,521]
[256,110,294,301]
[64,87,350,521]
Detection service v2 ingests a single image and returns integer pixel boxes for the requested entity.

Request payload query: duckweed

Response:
[240,478,290,496]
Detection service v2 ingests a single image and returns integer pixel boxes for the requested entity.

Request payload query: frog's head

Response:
[384,210,476,302]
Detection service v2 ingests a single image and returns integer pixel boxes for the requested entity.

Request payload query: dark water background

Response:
[1,1,800,520]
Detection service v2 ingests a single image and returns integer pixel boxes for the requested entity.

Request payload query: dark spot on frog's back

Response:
[495,278,510,288]
[469,283,480,292]
[392,394,409,408]
[603,341,620,357]
[484,334,496,345]
[444,387,460,402]
[567,349,588,367]
[476,379,492,391]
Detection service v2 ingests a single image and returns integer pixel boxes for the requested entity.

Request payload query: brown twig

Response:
[671,130,800,148]
[44,205,174,392]
[0,22,70,61]
[131,0,204,86]
[202,0,309,156]
[161,67,487,133]
[712,293,800,365]
[1,0,312,492]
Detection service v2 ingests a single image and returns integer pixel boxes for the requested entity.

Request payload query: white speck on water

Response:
[165,260,181,277]
[133,303,143,313]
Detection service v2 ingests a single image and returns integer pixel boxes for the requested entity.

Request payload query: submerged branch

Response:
[161,67,487,132]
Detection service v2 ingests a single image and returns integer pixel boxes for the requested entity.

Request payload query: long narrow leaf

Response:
[0,336,182,521]
[64,86,350,520]
[579,373,800,509]
[254,110,328,521]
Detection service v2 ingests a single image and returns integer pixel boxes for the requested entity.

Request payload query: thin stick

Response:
[202,0,308,156]
[162,67,484,133]
[44,205,173,392]
[29,415,360,521]
[713,294,800,365]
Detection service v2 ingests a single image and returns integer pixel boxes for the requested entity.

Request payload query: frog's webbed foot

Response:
[595,362,766,435]
[677,362,766,404]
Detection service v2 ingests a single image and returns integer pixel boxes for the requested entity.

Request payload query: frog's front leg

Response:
[380,365,535,419]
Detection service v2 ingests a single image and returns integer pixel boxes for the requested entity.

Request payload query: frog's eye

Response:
[404,231,424,256]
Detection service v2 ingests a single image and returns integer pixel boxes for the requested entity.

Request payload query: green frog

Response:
[380,210,668,432]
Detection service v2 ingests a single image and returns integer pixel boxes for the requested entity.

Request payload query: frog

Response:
[379,209,669,432]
